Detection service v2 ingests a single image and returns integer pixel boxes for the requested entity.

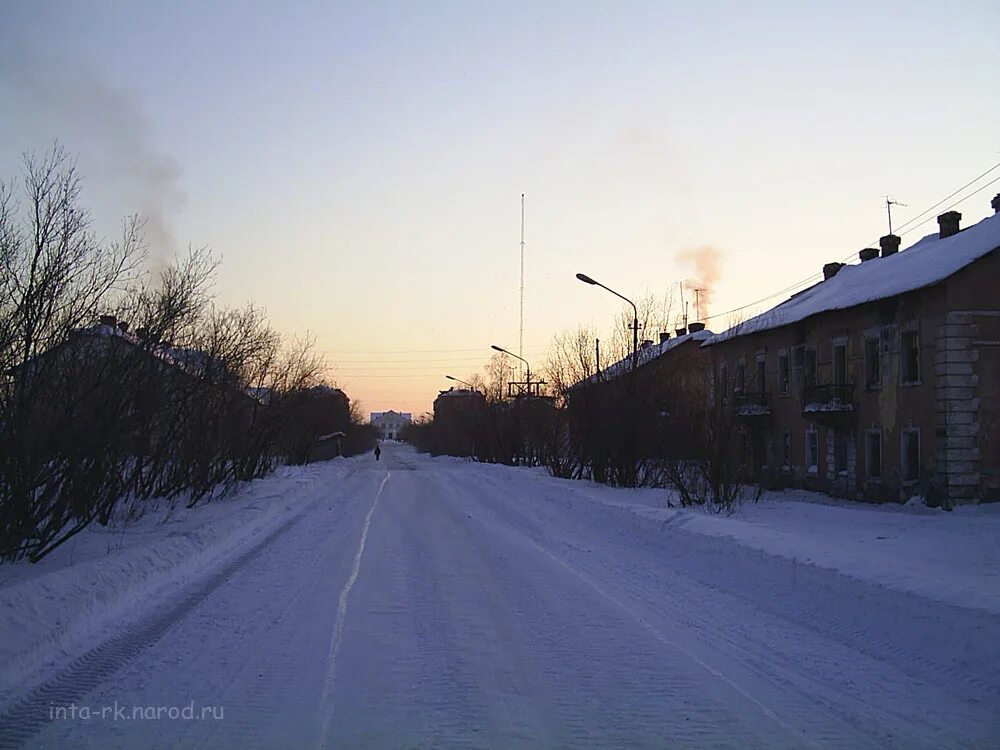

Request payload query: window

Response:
[834,429,849,474]
[778,353,790,395]
[866,429,882,478]
[720,365,729,402]
[901,329,920,384]
[833,342,847,386]
[864,335,881,389]
[756,357,766,392]
[806,430,819,474]
[735,362,746,393]
[902,429,920,482]
[804,348,817,386]
[782,430,791,467]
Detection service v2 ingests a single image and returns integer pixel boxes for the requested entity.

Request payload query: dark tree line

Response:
[0,147,364,562]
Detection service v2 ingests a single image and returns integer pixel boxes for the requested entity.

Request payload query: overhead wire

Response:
[701,160,1000,324]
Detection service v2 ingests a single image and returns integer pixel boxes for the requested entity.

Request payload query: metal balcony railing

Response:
[733,391,772,417]
[802,383,854,412]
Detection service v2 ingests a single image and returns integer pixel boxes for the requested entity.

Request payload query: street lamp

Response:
[576,272,639,370]
[491,344,531,391]
[446,375,476,390]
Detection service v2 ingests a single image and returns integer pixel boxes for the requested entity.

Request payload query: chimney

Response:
[688,322,706,333]
[879,234,901,258]
[859,248,879,262]
[117,320,129,333]
[659,331,671,344]
[992,194,1000,215]
[99,314,116,327]
[937,211,961,239]
[675,327,688,337]
[823,262,844,280]
[641,339,653,349]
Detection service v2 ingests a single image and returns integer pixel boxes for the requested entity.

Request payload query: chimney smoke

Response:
[675,246,721,321]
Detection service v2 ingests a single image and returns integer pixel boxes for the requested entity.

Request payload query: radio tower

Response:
[519,193,525,376]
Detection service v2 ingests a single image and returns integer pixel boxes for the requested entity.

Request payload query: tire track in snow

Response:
[0,486,330,750]
[318,471,390,747]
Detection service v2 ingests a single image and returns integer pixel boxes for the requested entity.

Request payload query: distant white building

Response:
[370,410,412,440]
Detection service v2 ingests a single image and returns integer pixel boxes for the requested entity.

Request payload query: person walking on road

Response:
[374,445,381,461]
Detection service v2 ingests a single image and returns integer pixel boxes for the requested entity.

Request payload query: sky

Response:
[2,0,998,417]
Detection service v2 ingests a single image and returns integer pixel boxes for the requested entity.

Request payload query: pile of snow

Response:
[502,468,1000,614]
[0,462,341,697]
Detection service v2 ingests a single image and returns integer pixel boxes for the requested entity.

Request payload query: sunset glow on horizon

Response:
[3,0,997,416]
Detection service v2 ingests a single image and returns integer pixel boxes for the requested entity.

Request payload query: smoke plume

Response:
[675,246,721,322]
[0,36,185,267]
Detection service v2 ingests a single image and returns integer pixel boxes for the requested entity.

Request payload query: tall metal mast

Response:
[519,193,525,376]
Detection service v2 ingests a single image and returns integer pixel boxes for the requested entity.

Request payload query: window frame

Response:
[735,359,746,394]
[863,333,882,390]
[778,350,790,396]
[901,427,921,483]
[803,346,818,387]
[805,429,819,475]
[865,428,883,479]
[832,337,848,387]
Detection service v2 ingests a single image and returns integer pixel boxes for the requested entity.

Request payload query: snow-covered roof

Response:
[705,211,1000,346]
[436,387,481,398]
[571,329,714,390]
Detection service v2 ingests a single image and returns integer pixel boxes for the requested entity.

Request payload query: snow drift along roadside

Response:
[0,461,345,700]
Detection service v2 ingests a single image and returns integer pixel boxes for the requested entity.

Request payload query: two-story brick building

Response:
[703,200,1000,505]
[566,327,714,483]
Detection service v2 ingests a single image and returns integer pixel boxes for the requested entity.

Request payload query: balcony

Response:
[802,383,854,423]
[734,391,772,419]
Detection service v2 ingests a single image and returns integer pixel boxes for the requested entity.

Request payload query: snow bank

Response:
[0,462,342,696]
[507,469,1000,614]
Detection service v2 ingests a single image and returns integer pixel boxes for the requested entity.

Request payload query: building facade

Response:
[370,410,412,440]
[704,203,1000,505]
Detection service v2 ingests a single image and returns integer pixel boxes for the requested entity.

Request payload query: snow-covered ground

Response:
[1,443,998,748]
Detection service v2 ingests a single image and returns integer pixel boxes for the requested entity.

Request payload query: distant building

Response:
[433,388,488,457]
[371,410,412,440]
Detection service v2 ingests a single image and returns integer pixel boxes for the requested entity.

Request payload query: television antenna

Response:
[885,196,908,235]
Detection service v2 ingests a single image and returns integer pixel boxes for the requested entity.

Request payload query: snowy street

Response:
[2,443,998,748]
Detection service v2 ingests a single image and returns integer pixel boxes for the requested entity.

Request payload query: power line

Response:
[322,345,548,355]
[702,161,1000,324]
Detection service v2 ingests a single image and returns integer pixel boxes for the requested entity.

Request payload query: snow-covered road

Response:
[3,443,998,748]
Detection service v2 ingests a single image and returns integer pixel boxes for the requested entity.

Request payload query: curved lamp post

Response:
[491,344,531,391]
[576,272,639,370]
[446,375,476,390]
